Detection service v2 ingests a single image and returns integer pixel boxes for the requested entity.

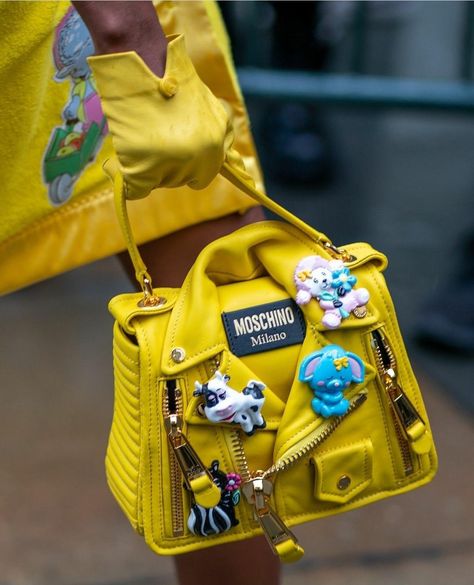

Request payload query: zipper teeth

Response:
[372,330,396,372]
[389,406,414,476]
[206,355,221,378]
[384,339,397,370]
[230,430,252,483]
[163,380,185,537]
[263,392,368,478]
[371,332,414,477]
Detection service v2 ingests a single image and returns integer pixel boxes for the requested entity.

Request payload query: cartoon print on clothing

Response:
[194,371,266,436]
[294,255,370,328]
[42,7,107,206]
[187,460,241,537]
[299,344,365,418]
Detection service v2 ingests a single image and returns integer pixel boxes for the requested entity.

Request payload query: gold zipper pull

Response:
[383,373,431,454]
[242,477,304,563]
[165,414,221,508]
[371,330,431,455]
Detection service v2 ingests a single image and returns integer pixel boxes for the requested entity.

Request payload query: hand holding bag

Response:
[88,35,247,199]
[106,162,437,563]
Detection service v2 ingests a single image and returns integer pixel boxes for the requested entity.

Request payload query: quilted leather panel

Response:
[106,323,142,532]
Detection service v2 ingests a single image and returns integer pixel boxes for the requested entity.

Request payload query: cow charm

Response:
[299,345,365,418]
[194,371,266,435]
[187,460,241,537]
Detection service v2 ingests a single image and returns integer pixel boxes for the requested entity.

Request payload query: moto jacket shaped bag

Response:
[107,163,437,563]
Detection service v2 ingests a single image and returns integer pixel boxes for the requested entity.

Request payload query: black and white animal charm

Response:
[187,460,241,537]
[194,370,266,435]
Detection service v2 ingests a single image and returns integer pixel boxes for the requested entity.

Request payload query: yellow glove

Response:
[88,34,242,199]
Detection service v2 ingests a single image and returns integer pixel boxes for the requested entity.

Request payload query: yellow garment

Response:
[0,0,261,295]
[88,34,246,198]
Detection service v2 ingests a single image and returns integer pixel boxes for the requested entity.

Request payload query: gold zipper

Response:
[205,354,221,378]
[230,429,252,483]
[263,391,368,478]
[232,391,366,562]
[231,428,303,562]
[242,475,304,563]
[162,379,185,537]
[370,329,430,472]
[163,379,221,536]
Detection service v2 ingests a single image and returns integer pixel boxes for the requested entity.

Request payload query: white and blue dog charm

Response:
[194,371,266,435]
[299,345,365,418]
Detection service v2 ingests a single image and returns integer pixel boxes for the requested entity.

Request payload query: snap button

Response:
[353,306,367,319]
[158,77,178,98]
[171,347,186,363]
[337,475,352,490]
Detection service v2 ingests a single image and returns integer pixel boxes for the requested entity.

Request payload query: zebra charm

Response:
[187,460,241,537]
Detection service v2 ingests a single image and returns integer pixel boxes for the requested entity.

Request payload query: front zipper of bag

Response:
[231,390,367,562]
[262,391,368,478]
[370,328,429,476]
[163,379,221,537]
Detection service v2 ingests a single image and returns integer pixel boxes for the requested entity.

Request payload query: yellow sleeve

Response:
[0,0,263,295]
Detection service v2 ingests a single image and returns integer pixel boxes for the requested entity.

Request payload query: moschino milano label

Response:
[222,299,306,357]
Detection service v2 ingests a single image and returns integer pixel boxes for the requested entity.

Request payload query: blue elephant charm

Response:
[299,345,365,418]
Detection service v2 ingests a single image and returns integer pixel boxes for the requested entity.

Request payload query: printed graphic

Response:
[43,7,107,206]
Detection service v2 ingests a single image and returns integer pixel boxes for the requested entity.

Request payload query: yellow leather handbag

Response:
[107,163,437,563]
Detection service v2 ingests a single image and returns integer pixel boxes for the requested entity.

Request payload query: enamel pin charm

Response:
[194,371,266,435]
[187,460,241,536]
[299,345,365,418]
[294,255,370,328]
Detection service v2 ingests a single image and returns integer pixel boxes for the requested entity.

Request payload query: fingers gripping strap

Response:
[113,171,152,287]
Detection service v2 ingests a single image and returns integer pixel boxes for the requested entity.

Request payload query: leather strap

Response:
[112,170,153,288]
[220,162,328,243]
[112,160,333,290]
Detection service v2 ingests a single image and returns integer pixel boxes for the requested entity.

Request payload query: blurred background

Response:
[1,1,473,584]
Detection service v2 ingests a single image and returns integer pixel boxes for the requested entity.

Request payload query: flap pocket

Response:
[311,438,373,504]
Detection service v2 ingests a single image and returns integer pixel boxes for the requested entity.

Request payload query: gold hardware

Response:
[230,430,252,483]
[353,306,367,319]
[321,240,357,263]
[230,394,365,561]
[263,391,368,478]
[242,476,304,561]
[385,378,429,450]
[162,380,184,536]
[162,379,219,529]
[171,347,186,363]
[165,412,220,508]
[165,415,206,483]
[372,329,426,437]
[370,329,430,474]
[337,475,351,490]
[206,355,221,377]
[137,276,166,308]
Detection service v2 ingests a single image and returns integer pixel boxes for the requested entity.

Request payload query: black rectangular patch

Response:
[222,299,306,357]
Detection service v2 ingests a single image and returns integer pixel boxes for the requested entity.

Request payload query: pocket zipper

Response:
[163,379,221,536]
[370,329,431,473]
[233,390,367,562]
